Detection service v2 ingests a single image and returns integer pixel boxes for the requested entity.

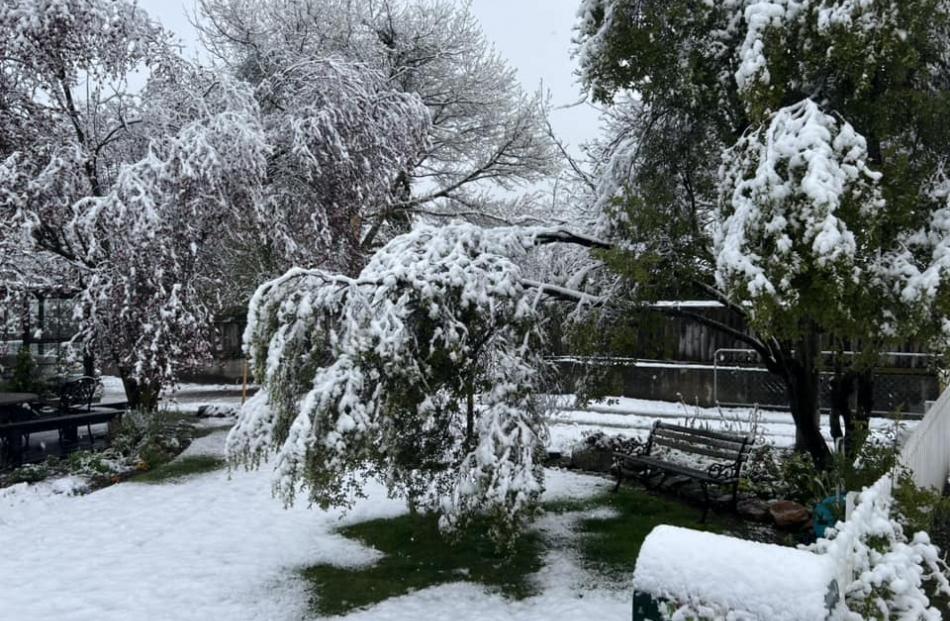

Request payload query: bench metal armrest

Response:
[706,462,739,481]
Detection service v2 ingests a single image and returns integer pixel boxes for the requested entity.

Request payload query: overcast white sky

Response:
[137,0,600,150]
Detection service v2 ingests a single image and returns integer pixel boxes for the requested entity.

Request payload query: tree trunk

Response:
[121,374,161,412]
[829,347,854,446]
[465,373,475,451]
[851,368,873,447]
[785,330,832,467]
[82,350,96,378]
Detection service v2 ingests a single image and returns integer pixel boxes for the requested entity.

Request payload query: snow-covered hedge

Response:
[634,525,841,621]
[812,476,950,620]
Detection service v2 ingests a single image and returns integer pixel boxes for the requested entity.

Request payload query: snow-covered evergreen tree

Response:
[575,0,950,464]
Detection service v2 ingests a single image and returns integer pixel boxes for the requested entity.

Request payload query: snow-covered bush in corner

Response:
[227,223,554,544]
[812,476,950,620]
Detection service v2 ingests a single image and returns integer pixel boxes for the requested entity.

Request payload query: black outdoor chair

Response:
[32,376,101,448]
[59,376,100,447]
[59,376,99,413]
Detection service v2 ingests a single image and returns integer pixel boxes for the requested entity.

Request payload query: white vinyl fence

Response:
[900,385,950,491]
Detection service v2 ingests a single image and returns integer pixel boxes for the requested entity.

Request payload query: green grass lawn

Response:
[556,487,727,580]
[131,455,226,483]
[301,484,723,616]
[302,512,544,617]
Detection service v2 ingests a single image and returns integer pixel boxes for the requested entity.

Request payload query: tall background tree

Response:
[196,0,557,286]
[0,0,433,408]
[574,0,950,464]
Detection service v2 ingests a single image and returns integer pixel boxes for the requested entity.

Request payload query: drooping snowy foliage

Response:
[228,224,555,541]
[715,98,884,317]
[0,0,169,158]
[811,476,950,620]
[1,0,440,405]
[64,80,268,396]
[0,0,184,396]
[875,171,950,342]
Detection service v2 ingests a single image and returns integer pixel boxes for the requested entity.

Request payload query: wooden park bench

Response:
[612,421,752,521]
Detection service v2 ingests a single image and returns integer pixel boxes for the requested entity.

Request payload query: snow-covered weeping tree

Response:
[575,0,950,465]
[228,224,569,542]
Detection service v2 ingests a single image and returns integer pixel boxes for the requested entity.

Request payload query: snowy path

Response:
[0,431,628,621]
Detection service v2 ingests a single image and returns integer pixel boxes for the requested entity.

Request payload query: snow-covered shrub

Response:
[110,410,194,470]
[64,449,126,479]
[738,443,788,499]
[812,476,950,620]
[582,430,640,454]
[228,223,556,544]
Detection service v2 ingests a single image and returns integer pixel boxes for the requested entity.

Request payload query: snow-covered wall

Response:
[900,385,950,491]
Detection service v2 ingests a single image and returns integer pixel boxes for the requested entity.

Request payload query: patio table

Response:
[0,392,39,420]
[0,392,39,406]
[0,392,39,467]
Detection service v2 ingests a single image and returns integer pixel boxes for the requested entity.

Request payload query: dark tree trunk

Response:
[465,373,475,451]
[828,348,876,457]
[82,350,96,378]
[829,347,853,445]
[784,329,832,467]
[851,368,874,448]
[121,374,161,412]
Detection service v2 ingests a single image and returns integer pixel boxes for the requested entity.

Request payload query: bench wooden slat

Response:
[654,427,747,453]
[617,454,737,483]
[651,435,742,461]
[653,423,750,445]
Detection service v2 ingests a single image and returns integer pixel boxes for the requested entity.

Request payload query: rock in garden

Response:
[737,499,771,522]
[769,500,810,528]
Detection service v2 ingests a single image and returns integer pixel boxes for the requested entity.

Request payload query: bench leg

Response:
[613,467,623,493]
[699,482,710,523]
[642,469,668,492]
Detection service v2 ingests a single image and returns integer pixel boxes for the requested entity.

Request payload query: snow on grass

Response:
[335,579,626,621]
[0,427,625,621]
[0,435,404,620]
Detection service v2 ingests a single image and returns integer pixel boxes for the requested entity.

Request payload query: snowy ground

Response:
[547,395,916,453]
[0,429,628,621]
[104,377,915,452]
[1,382,914,620]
